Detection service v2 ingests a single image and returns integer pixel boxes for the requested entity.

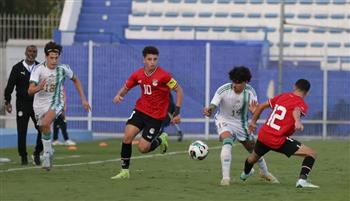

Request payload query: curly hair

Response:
[228,66,252,83]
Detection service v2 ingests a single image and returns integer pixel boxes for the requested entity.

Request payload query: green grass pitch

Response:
[0,139,349,201]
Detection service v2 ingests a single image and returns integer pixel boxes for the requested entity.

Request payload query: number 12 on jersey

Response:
[266,104,286,131]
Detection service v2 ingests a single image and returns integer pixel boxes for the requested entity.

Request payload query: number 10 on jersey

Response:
[143,84,152,95]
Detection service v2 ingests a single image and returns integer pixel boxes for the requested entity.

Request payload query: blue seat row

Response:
[131,11,347,20]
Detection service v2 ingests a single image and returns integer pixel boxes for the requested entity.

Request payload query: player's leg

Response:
[275,137,319,188]
[39,109,57,170]
[111,110,142,179]
[240,140,270,181]
[219,131,235,186]
[31,111,43,166]
[139,116,163,153]
[240,137,279,183]
[52,117,63,145]
[111,124,140,179]
[294,143,318,188]
[16,107,30,165]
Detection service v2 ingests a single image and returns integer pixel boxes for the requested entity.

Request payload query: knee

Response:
[137,145,149,153]
[308,150,317,159]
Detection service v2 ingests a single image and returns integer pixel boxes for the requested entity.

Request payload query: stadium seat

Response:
[128,25,143,31]
[229,27,243,32]
[165,12,179,17]
[327,42,342,48]
[198,12,213,17]
[231,12,245,18]
[314,14,328,19]
[247,13,262,18]
[295,27,310,33]
[184,0,198,3]
[215,12,229,18]
[265,13,278,18]
[297,13,311,19]
[196,26,210,32]
[285,13,295,19]
[310,42,325,48]
[182,12,196,17]
[212,26,226,32]
[201,0,215,3]
[179,26,193,31]
[299,0,313,4]
[294,42,308,48]
[168,0,181,3]
[333,0,346,4]
[162,26,177,31]
[250,0,263,4]
[217,0,231,3]
[132,12,146,17]
[149,12,162,17]
[340,56,350,63]
[145,25,160,31]
[233,0,247,4]
[330,14,345,19]
[344,43,350,48]
[315,0,330,4]
[267,0,279,4]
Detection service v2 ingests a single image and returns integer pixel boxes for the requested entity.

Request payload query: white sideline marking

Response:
[0,146,224,173]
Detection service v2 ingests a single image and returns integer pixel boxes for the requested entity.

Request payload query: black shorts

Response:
[254,137,302,158]
[126,110,163,142]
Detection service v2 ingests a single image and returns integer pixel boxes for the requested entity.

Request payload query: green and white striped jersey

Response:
[211,83,258,124]
[30,62,74,111]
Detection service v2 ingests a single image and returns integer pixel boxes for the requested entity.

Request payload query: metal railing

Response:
[0,14,60,46]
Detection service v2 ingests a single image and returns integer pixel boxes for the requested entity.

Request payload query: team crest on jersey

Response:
[152,79,158,86]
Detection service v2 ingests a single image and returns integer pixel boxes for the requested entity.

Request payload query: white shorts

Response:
[34,103,64,126]
[215,119,255,142]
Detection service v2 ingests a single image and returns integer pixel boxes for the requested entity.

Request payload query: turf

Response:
[0,139,349,201]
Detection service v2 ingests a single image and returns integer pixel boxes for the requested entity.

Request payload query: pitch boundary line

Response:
[0,146,225,173]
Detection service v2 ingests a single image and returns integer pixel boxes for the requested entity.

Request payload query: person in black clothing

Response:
[4,45,43,165]
[159,93,184,142]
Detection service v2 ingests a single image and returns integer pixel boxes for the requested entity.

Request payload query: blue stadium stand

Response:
[0,128,93,148]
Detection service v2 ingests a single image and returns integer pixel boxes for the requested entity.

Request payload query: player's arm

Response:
[4,67,17,113]
[171,83,183,124]
[113,85,129,104]
[248,100,270,134]
[203,104,217,117]
[71,75,91,112]
[28,80,46,96]
[293,107,304,131]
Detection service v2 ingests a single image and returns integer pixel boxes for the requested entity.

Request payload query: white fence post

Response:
[204,42,211,140]
[322,68,328,139]
[88,40,93,131]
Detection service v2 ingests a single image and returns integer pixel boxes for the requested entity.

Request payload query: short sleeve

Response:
[248,87,258,104]
[299,101,308,116]
[211,86,226,106]
[63,64,74,79]
[29,65,40,84]
[269,93,283,109]
[125,71,138,89]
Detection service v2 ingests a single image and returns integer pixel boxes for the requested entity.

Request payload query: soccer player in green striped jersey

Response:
[203,66,278,186]
[28,41,91,171]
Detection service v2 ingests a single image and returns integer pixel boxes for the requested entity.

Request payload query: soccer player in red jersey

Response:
[240,79,319,188]
[111,46,183,179]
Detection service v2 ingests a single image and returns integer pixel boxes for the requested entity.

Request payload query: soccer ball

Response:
[188,140,209,160]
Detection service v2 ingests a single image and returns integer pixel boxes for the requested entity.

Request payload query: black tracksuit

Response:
[4,60,43,158]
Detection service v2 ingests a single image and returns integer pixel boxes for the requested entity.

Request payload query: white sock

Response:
[257,157,269,175]
[42,139,52,153]
[220,144,232,180]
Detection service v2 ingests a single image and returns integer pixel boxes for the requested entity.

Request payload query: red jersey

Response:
[258,92,308,149]
[125,66,178,120]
